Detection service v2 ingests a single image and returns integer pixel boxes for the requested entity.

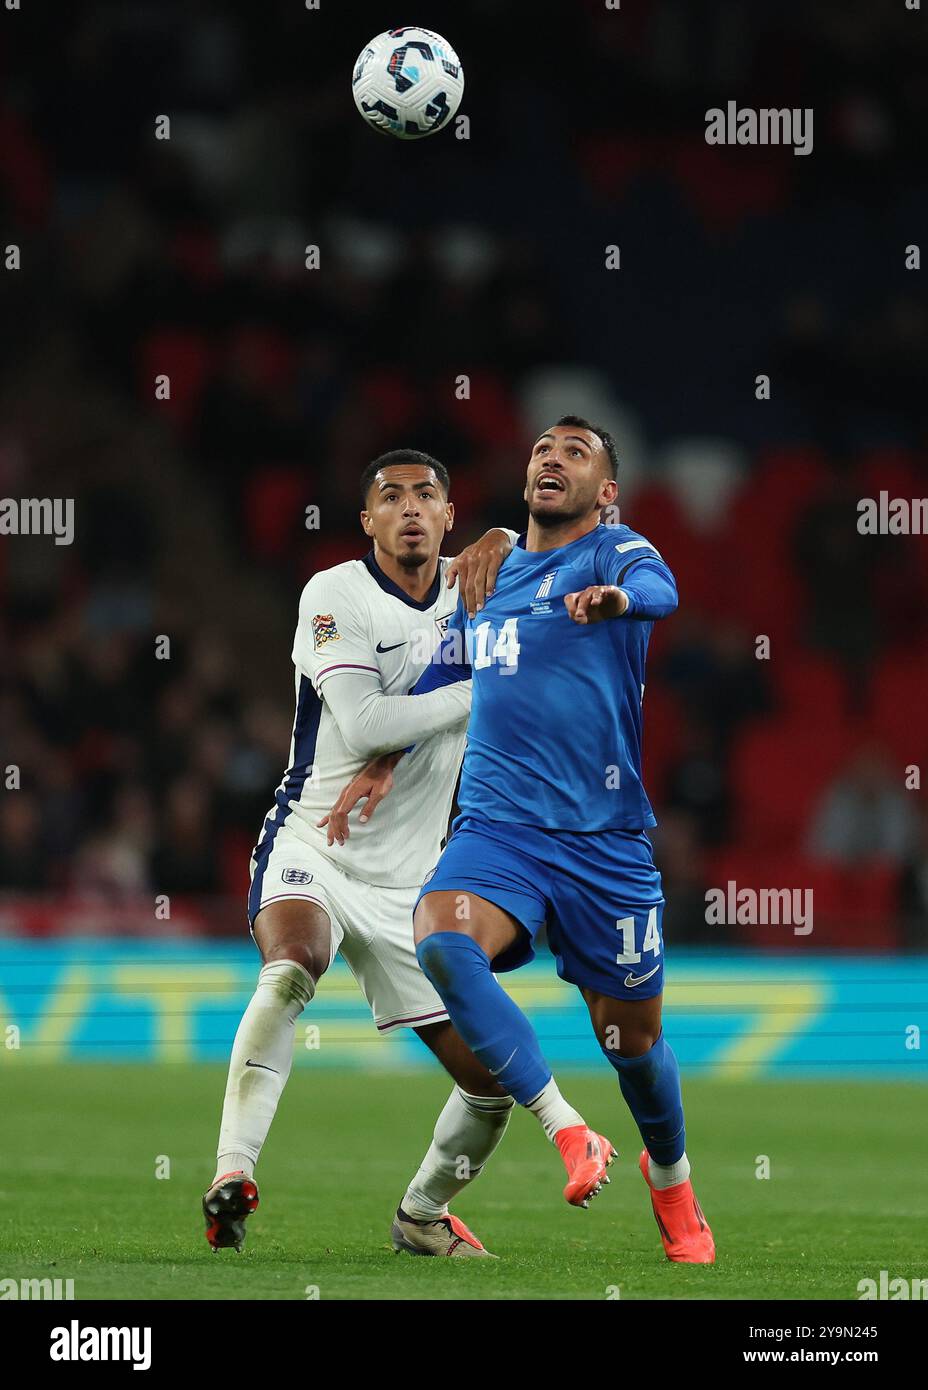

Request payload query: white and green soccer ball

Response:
[352,26,464,140]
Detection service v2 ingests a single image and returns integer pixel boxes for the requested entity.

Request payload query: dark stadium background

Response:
[2,0,927,1316]
[1,2,926,1064]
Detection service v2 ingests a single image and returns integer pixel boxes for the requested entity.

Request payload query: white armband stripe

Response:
[614,539,662,558]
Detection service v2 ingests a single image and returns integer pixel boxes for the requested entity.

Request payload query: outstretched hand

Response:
[446,528,515,618]
[564,585,628,624]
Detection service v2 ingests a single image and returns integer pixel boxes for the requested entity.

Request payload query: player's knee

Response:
[613,1026,661,1058]
[415,933,450,989]
[600,1028,664,1086]
[262,940,327,987]
[415,931,482,993]
[459,1074,510,1101]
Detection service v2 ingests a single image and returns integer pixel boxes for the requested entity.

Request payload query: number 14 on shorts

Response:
[615,906,662,967]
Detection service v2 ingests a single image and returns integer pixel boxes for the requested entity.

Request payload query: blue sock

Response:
[601,1032,686,1164]
[416,932,552,1103]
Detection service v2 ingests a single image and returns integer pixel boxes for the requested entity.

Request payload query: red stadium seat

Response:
[853,447,925,508]
[640,683,685,805]
[729,447,831,537]
[244,466,308,561]
[220,829,254,898]
[770,653,849,722]
[712,529,804,647]
[704,850,900,949]
[671,139,791,231]
[729,717,857,851]
[446,372,522,451]
[361,370,419,435]
[866,655,928,766]
[296,535,364,582]
[138,329,214,430]
[626,485,724,616]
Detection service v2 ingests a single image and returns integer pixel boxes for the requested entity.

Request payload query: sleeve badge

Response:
[312,613,341,649]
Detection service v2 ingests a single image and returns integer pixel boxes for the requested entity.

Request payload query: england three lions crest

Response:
[282,868,313,885]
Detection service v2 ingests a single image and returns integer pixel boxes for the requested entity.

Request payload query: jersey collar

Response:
[362,550,442,611]
[510,523,603,559]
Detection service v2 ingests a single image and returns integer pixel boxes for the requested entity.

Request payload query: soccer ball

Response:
[352,27,464,140]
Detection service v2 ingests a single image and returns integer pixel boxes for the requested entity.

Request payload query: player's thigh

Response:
[581,988,664,1058]
[253,898,334,983]
[412,818,548,968]
[414,1019,507,1098]
[545,828,666,1035]
[337,880,449,1034]
[249,823,344,982]
[413,889,523,962]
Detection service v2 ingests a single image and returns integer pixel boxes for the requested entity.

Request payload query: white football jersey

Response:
[254,551,469,888]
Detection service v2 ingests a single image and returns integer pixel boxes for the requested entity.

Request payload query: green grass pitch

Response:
[2,1065,924,1300]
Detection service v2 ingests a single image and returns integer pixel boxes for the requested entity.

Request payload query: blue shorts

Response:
[415,815,666,1000]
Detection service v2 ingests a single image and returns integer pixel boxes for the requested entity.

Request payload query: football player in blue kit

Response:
[323,417,714,1262]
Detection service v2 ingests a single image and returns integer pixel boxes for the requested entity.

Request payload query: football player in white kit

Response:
[202,449,518,1258]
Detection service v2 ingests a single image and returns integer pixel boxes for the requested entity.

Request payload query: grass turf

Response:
[1,1065,924,1300]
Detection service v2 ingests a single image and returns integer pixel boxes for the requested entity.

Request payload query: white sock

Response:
[524,1077,586,1143]
[402,1087,514,1221]
[214,1152,255,1180]
[213,959,315,1184]
[648,1151,691,1190]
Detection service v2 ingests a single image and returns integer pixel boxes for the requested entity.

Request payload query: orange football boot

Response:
[638,1149,715,1263]
[555,1125,615,1207]
[391,1207,496,1257]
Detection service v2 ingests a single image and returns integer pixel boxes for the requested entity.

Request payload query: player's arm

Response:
[446,526,520,618]
[565,540,678,625]
[409,619,472,693]
[318,748,402,845]
[296,578,472,762]
[318,607,473,845]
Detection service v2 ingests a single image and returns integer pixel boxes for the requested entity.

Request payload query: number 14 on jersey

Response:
[473,618,520,672]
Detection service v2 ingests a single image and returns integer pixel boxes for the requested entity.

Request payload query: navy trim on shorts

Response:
[248,674,322,924]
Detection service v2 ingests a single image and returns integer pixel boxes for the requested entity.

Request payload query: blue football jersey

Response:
[414,522,677,831]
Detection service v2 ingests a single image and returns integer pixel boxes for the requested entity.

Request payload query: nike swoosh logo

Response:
[245,1059,279,1073]
[376,640,406,653]
[489,1046,518,1077]
[624,964,661,989]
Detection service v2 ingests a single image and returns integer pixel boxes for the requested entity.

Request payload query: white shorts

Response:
[247,820,448,1035]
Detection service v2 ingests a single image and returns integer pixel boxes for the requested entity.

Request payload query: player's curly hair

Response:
[554,415,618,478]
[361,449,450,505]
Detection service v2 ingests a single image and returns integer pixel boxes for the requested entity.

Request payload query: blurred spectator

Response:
[0,793,48,890]
[793,482,889,675]
[658,616,772,749]
[651,812,720,946]
[899,813,928,951]
[664,716,731,846]
[806,745,922,864]
[149,775,220,893]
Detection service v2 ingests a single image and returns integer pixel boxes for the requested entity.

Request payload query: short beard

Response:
[396,548,429,570]
[528,499,589,528]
